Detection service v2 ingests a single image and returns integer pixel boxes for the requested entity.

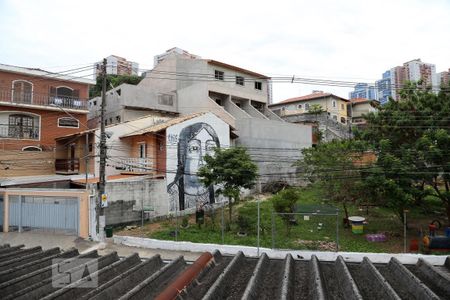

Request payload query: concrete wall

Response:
[235,118,312,188]
[96,178,169,225]
[176,83,236,127]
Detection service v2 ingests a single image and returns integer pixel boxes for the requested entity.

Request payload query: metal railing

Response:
[0,89,88,110]
[0,124,40,140]
[118,157,154,173]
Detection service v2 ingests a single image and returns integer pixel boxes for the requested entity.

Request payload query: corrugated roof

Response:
[1,244,449,299]
[207,60,270,79]
[120,112,206,138]
[270,92,349,106]
[0,63,95,85]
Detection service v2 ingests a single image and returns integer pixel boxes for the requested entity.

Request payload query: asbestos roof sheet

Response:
[119,112,206,138]
[0,244,449,299]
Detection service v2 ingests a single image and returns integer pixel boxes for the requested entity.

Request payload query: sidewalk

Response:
[0,231,203,261]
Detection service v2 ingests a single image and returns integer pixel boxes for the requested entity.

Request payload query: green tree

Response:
[357,82,450,225]
[272,188,301,235]
[296,140,368,220]
[198,147,258,228]
[89,74,143,98]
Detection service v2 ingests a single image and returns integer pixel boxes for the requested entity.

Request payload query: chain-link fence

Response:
[271,205,339,252]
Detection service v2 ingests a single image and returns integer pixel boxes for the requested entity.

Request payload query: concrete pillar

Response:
[3,193,9,233]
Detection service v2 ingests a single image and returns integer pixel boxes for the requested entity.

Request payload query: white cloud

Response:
[0,0,448,102]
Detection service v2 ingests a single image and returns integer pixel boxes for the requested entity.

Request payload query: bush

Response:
[237,213,251,233]
[272,188,301,235]
[181,216,189,228]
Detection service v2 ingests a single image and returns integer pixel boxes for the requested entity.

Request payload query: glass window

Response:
[8,114,38,139]
[215,70,224,80]
[139,143,146,158]
[58,117,79,128]
[305,103,310,111]
[254,81,262,90]
[236,76,244,86]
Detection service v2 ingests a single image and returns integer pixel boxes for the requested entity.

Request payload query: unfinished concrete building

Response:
[88,48,312,188]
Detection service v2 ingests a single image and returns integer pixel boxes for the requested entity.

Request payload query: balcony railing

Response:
[0,124,40,140]
[0,89,88,110]
[55,159,79,174]
[117,158,154,174]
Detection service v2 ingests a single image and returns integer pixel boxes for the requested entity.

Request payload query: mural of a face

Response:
[167,121,221,211]
[184,128,217,195]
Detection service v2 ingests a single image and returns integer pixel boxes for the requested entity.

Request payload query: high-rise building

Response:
[403,59,438,92]
[349,83,377,100]
[375,70,392,105]
[438,69,450,87]
[94,55,139,79]
[376,59,438,104]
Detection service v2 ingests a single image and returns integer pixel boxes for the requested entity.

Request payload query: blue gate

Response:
[9,195,79,234]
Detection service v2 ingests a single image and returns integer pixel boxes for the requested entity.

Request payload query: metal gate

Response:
[9,195,79,234]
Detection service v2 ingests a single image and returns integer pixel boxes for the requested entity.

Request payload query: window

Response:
[332,100,336,108]
[12,80,33,104]
[236,76,244,86]
[139,143,146,158]
[58,117,79,128]
[158,94,174,106]
[305,103,310,111]
[8,114,38,139]
[109,118,113,124]
[22,146,42,151]
[50,86,79,99]
[341,103,344,110]
[93,100,97,106]
[89,143,93,152]
[341,117,346,124]
[116,115,121,123]
[297,104,302,109]
[254,81,262,90]
[215,70,224,80]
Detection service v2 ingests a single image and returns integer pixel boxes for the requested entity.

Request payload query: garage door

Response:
[9,195,79,234]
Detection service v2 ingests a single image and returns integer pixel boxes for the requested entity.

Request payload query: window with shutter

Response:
[12,80,32,104]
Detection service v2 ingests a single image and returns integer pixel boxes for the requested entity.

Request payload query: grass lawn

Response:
[116,185,449,254]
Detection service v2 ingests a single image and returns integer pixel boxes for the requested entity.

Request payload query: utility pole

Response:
[97,58,107,242]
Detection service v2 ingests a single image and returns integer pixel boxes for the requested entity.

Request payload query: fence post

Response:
[257,198,260,256]
[271,210,275,249]
[335,208,339,252]
[221,203,224,244]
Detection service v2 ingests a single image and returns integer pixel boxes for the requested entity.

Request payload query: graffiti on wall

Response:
[166,114,229,212]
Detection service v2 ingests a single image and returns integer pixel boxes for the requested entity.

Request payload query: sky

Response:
[0,0,449,103]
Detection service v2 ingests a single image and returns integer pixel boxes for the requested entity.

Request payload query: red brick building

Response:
[0,63,94,177]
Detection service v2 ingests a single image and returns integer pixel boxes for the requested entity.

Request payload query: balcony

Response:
[55,159,80,174]
[0,124,40,140]
[0,89,88,110]
[116,158,155,175]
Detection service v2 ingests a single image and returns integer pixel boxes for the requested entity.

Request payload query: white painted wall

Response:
[166,112,230,212]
